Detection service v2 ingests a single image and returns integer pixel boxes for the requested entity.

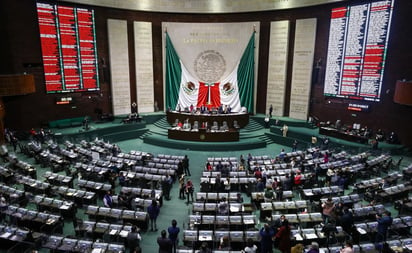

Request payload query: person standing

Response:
[11,136,18,152]
[275,219,291,253]
[376,211,393,242]
[281,124,288,137]
[339,207,354,235]
[148,199,160,231]
[292,140,298,152]
[157,230,173,253]
[178,175,186,199]
[177,160,184,178]
[269,104,273,118]
[126,225,141,253]
[264,115,270,128]
[182,155,191,176]
[185,179,194,204]
[162,175,173,201]
[167,219,180,253]
[259,223,275,253]
[322,198,335,224]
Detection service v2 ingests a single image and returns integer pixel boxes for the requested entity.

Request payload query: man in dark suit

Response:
[376,211,393,242]
[157,230,173,253]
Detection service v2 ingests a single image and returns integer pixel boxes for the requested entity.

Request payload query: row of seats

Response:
[2,205,62,233]
[31,195,76,217]
[85,205,149,230]
[41,235,125,252]
[52,185,97,206]
[43,171,73,187]
[192,202,252,214]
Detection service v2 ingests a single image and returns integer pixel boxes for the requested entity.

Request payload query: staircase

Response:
[140,117,276,148]
[240,118,275,145]
[138,117,169,140]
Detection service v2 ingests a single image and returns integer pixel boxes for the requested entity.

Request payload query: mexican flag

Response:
[165,32,255,113]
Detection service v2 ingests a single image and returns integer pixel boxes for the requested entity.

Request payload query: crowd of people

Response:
[173,103,233,115]
[1,119,405,253]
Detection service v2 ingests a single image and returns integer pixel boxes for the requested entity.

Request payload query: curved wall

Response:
[1,0,412,146]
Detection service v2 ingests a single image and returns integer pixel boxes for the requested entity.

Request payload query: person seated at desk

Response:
[174,121,183,130]
[118,172,129,187]
[218,235,231,250]
[340,241,354,253]
[218,197,229,215]
[235,193,244,203]
[103,190,113,208]
[201,121,209,130]
[292,244,305,253]
[182,119,191,131]
[305,242,319,253]
[222,105,228,114]
[199,242,211,253]
[375,129,385,141]
[244,238,258,253]
[205,162,213,171]
[387,131,399,144]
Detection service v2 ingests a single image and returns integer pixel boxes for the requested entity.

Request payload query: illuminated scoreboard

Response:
[37,2,99,93]
[324,0,394,102]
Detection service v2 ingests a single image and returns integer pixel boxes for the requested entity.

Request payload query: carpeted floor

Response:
[1,113,411,253]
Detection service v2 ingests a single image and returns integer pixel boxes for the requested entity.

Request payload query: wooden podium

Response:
[0,74,36,143]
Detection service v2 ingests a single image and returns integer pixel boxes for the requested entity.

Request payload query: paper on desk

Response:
[357,227,367,234]
[305,233,317,239]
[119,230,129,237]
[294,234,303,241]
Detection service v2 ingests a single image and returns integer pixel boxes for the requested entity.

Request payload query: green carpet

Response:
[1,113,411,253]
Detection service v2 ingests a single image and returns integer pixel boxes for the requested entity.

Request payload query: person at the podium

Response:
[200,105,208,114]
[227,105,232,114]
[218,104,224,114]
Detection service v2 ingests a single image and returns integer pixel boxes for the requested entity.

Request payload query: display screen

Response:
[37,2,99,93]
[323,0,394,102]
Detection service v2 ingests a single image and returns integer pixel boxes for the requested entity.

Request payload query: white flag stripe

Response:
[176,60,199,110]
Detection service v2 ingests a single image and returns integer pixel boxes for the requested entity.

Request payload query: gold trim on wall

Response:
[58,0,344,13]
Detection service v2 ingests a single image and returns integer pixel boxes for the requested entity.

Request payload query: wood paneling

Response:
[1,0,412,146]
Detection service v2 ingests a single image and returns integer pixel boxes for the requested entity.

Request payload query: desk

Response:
[168,129,239,142]
[167,111,249,128]
[319,127,368,144]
